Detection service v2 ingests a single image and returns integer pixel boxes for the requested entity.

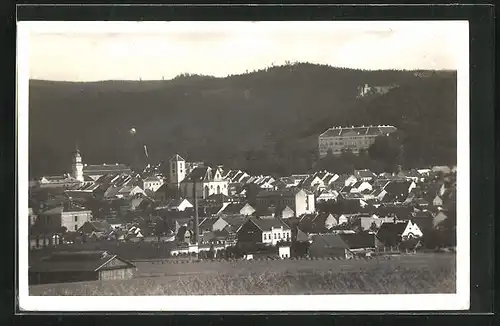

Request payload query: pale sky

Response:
[24,21,467,82]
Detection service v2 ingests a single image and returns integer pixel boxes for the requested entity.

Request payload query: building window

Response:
[74,225,78,231]
[264,234,267,240]
[274,233,277,239]
[74,216,78,222]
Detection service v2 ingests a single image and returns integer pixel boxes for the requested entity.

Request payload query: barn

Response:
[29,250,137,285]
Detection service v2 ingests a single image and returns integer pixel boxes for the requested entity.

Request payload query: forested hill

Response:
[28,63,457,178]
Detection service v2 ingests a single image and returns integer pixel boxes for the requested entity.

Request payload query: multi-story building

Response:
[255,188,315,217]
[318,125,397,158]
[35,202,93,233]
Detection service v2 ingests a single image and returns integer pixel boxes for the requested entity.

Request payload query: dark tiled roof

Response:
[311,234,348,249]
[183,166,212,182]
[83,164,131,174]
[376,222,408,246]
[170,154,185,162]
[29,251,135,273]
[248,217,291,231]
[319,125,397,138]
[340,233,376,249]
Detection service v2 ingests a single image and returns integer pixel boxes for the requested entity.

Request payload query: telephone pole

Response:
[192,177,199,245]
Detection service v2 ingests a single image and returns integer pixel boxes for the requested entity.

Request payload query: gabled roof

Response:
[198,217,219,229]
[376,221,409,246]
[183,166,214,182]
[219,202,248,215]
[41,202,90,215]
[143,176,162,182]
[170,154,185,162]
[29,250,135,273]
[311,234,349,249]
[88,220,112,232]
[340,233,376,249]
[247,217,291,232]
[257,188,307,198]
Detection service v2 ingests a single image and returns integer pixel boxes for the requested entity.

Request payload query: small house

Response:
[376,220,423,250]
[29,250,136,285]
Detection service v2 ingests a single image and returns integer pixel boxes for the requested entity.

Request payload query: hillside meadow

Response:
[30,253,455,296]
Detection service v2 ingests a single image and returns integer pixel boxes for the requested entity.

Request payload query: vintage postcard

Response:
[17,20,469,311]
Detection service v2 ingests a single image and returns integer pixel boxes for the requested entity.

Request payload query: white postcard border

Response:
[17,20,470,312]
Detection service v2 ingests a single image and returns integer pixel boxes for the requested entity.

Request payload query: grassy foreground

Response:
[30,263,455,296]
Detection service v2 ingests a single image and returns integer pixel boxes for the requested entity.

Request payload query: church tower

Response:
[72,146,84,182]
[169,154,186,196]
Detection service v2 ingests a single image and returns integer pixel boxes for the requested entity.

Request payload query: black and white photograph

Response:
[17,20,470,311]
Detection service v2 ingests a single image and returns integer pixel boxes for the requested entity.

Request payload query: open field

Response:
[30,253,455,296]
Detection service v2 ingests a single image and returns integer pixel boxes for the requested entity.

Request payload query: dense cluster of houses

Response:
[29,149,457,260]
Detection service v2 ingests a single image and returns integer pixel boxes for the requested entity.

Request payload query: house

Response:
[298,213,337,234]
[398,169,424,183]
[37,174,83,189]
[412,197,430,208]
[410,210,434,231]
[354,169,377,182]
[141,176,164,192]
[337,214,350,225]
[278,206,295,219]
[431,165,452,175]
[83,164,133,181]
[376,220,423,249]
[36,202,93,233]
[105,217,126,230]
[236,218,291,246]
[29,251,136,285]
[218,202,256,217]
[359,215,395,232]
[255,188,315,217]
[322,173,339,187]
[274,177,300,190]
[153,184,168,202]
[278,245,291,259]
[300,175,325,191]
[433,211,449,228]
[432,195,444,207]
[309,233,376,258]
[199,216,229,233]
[78,220,112,235]
[180,166,229,201]
[351,181,373,193]
[316,189,340,203]
[383,180,416,202]
[176,225,194,244]
[255,176,276,190]
[344,175,358,187]
[369,188,388,202]
[417,168,432,176]
[164,198,193,212]
[222,217,248,234]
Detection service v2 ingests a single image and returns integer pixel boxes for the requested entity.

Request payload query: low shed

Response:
[29,250,137,285]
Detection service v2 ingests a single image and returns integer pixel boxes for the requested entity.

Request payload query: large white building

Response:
[318,125,397,158]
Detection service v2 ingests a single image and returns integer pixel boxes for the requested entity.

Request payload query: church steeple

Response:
[72,143,84,182]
